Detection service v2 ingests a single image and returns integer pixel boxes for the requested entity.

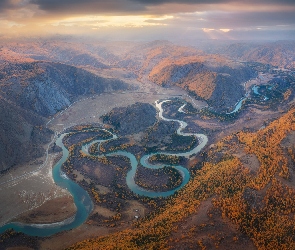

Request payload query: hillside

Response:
[240,41,295,69]
[0,98,52,172]
[0,61,128,116]
[141,47,255,112]
[205,41,295,70]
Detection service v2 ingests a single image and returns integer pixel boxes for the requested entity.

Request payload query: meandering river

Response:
[0,99,208,236]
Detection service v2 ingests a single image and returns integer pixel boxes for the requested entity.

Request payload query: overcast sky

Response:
[0,0,295,40]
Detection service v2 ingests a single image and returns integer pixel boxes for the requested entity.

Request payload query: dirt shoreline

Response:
[14,196,76,225]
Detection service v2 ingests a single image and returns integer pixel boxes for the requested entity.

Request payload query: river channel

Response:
[0,99,208,236]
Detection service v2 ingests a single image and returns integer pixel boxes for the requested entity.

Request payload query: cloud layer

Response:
[0,0,294,40]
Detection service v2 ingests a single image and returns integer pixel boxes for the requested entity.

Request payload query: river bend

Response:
[0,99,207,236]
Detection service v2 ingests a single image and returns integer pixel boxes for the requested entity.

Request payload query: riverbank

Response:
[14,196,76,224]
